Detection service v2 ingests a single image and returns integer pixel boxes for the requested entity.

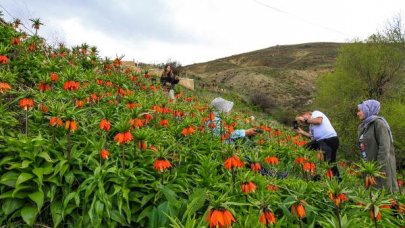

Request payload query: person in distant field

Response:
[294,111,340,180]
[357,99,398,192]
[206,97,258,143]
[160,64,179,91]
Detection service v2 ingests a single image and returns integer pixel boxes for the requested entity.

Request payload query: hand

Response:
[293,127,305,135]
[245,128,257,136]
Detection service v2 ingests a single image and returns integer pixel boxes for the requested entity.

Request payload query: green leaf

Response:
[16,173,34,187]
[28,191,44,212]
[37,151,53,162]
[21,205,38,225]
[51,201,63,227]
[183,188,206,221]
[95,200,104,218]
[2,199,24,215]
[111,210,127,226]
[0,171,19,187]
[0,156,15,166]
[21,160,32,168]
[32,167,43,187]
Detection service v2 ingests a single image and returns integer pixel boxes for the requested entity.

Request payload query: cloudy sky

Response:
[1,0,404,65]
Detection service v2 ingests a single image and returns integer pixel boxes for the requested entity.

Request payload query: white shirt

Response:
[309,111,337,140]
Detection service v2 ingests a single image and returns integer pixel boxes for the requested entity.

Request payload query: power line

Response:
[251,0,349,37]
[0,3,35,35]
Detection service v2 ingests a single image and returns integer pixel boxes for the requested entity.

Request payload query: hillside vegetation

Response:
[182,42,341,122]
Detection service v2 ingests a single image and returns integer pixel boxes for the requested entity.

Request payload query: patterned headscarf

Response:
[358,99,393,142]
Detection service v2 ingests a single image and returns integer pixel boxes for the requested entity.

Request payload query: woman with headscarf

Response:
[357,99,399,192]
[207,97,257,143]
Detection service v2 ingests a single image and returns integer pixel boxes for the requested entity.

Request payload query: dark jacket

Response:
[160,72,179,89]
[358,118,399,192]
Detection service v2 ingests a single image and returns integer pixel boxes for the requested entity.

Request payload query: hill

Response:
[182,42,342,123]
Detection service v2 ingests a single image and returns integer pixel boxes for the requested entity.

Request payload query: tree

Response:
[29,18,43,35]
[313,14,405,165]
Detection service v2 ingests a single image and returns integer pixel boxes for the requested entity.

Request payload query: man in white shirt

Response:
[295,111,340,180]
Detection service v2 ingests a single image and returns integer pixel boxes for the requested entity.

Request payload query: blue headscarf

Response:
[358,99,393,142]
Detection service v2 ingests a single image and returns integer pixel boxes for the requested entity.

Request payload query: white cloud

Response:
[1,0,404,65]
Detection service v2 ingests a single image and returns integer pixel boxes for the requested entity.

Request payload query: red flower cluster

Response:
[19,98,34,110]
[206,208,235,228]
[63,81,80,91]
[260,208,276,225]
[49,117,63,127]
[100,149,110,160]
[99,119,111,131]
[181,125,195,136]
[291,201,306,219]
[224,155,244,170]
[241,181,257,194]
[153,158,172,172]
[65,120,78,132]
[0,82,11,93]
[50,72,59,82]
[0,55,9,64]
[159,119,169,127]
[328,192,348,207]
[265,156,279,165]
[114,131,133,144]
[250,162,261,172]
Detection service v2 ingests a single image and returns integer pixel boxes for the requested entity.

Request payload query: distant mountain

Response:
[182,42,342,122]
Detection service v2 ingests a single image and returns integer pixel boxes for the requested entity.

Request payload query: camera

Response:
[293,120,299,129]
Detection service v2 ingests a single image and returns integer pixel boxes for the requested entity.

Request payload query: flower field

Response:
[0,18,404,227]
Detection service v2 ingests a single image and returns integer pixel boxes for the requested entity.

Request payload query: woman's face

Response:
[166,65,171,71]
[357,108,365,120]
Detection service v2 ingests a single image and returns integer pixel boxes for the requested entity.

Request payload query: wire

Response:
[0,3,35,35]
[251,0,349,37]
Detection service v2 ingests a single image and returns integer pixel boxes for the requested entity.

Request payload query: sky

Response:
[1,0,404,65]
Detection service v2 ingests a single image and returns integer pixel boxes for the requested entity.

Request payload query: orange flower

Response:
[96,79,104,85]
[328,192,347,206]
[63,81,80,91]
[206,208,236,228]
[50,72,59,82]
[38,82,51,92]
[260,208,276,225]
[49,117,63,127]
[143,113,153,123]
[11,37,21,45]
[159,119,169,127]
[325,169,334,179]
[0,55,9,64]
[241,181,257,194]
[369,209,381,221]
[250,162,261,172]
[153,158,172,172]
[267,184,279,191]
[0,82,11,93]
[295,157,306,164]
[19,98,34,110]
[99,119,111,131]
[365,175,377,188]
[291,202,306,219]
[224,155,244,170]
[75,100,86,108]
[65,120,78,132]
[100,149,110,160]
[181,126,195,136]
[303,162,316,175]
[39,104,49,113]
[265,156,279,165]
[114,131,133,144]
[130,118,144,128]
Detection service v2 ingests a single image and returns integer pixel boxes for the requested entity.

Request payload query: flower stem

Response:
[66,131,71,159]
[121,144,125,168]
[25,109,28,136]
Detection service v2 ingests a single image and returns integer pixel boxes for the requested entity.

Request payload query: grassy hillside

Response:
[182,42,341,123]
